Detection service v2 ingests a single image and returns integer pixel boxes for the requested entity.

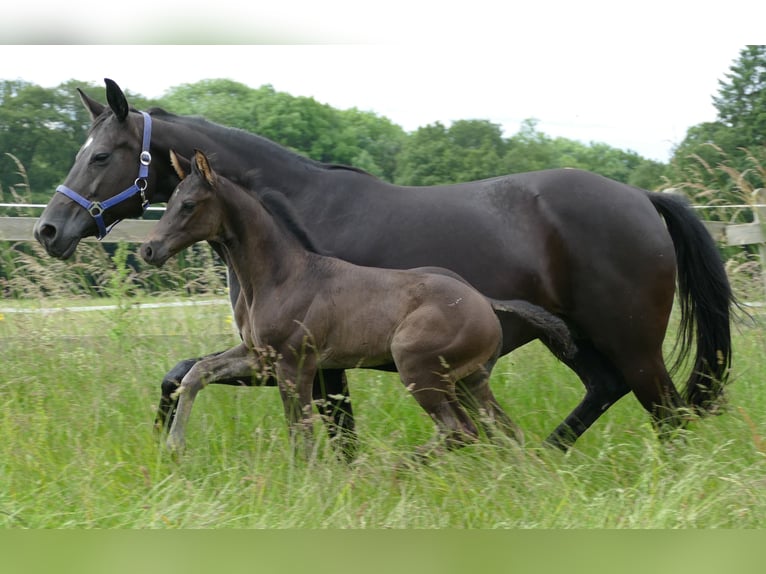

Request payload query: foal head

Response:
[141,149,222,267]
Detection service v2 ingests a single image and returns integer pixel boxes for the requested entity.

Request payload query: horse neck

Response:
[150,114,323,203]
[216,180,309,299]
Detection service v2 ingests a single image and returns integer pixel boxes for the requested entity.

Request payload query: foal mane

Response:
[257,188,327,256]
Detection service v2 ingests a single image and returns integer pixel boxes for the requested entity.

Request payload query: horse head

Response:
[34,79,164,258]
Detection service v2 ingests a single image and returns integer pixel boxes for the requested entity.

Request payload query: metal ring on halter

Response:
[88,203,104,217]
[135,178,148,191]
[140,151,152,166]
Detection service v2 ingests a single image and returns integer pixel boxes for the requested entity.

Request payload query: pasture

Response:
[1,294,764,528]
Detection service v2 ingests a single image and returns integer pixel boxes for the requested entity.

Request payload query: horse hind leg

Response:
[541,338,630,451]
[619,352,689,440]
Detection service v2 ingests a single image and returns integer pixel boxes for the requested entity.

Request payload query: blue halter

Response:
[56,111,152,239]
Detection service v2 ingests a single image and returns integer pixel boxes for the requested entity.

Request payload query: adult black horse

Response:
[34,79,734,454]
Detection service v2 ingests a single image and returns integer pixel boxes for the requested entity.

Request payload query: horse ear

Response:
[169,150,189,180]
[192,149,216,188]
[104,78,129,122]
[77,88,105,120]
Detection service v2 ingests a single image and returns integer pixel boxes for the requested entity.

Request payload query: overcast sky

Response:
[0,5,753,163]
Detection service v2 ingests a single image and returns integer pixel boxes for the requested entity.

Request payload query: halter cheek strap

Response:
[56,111,153,240]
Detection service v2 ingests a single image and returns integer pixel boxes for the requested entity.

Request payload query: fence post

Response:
[755,188,766,300]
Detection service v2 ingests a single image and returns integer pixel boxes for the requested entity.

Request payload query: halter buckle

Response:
[140,150,152,166]
[88,202,104,217]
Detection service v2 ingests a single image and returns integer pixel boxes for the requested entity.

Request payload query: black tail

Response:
[490,299,577,361]
[648,192,735,413]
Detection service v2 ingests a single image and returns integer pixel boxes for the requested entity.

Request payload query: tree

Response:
[160,80,406,180]
[395,120,508,185]
[160,79,261,134]
[713,45,766,147]
[394,122,456,185]
[0,80,97,201]
[335,108,406,181]
[669,46,766,203]
[504,119,668,188]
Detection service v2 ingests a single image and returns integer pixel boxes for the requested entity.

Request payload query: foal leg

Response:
[165,343,263,453]
[155,357,357,458]
[455,369,524,444]
[275,357,319,460]
[156,353,229,433]
[396,362,481,455]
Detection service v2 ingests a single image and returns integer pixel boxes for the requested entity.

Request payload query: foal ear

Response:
[77,88,106,121]
[104,78,129,122]
[169,149,190,180]
[192,149,216,188]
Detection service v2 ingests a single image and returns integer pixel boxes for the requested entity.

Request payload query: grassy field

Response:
[1,296,764,528]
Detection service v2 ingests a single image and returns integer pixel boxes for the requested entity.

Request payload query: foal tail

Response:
[490,299,577,361]
[647,191,735,414]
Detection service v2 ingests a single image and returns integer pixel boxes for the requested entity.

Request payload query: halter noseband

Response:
[56,111,152,239]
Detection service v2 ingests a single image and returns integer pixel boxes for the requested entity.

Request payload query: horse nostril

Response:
[39,223,57,240]
[141,244,153,261]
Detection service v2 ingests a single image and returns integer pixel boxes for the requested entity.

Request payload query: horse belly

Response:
[321,195,555,307]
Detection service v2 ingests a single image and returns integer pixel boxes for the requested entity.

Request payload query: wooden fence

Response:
[690,188,766,299]
[2,192,765,298]
[0,204,162,243]
[0,215,155,243]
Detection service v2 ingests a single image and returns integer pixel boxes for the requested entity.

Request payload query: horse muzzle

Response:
[33,216,83,260]
[139,240,170,267]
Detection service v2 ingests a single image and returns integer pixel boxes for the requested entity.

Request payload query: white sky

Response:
[0,4,755,163]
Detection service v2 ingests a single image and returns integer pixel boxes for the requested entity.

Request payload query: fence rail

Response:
[2,191,765,297]
[0,216,154,243]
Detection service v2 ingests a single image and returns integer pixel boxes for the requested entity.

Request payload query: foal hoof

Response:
[165,435,187,458]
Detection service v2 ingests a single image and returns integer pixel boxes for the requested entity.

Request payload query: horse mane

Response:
[148,108,374,178]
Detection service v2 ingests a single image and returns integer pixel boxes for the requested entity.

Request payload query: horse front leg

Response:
[155,350,265,435]
[155,358,358,460]
[165,343,264,454]
[156,357,208,434]
[313,369,357,461]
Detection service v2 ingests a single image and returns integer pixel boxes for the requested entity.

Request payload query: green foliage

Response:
[713,45,766,147]
[160,80,406,181]
[0,77,668,206]
[669,46,766,201]
[506,119,668,188]
[395,118,668,187]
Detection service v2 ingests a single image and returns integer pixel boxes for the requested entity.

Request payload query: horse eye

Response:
[181,201,196,212]
[91,152,111,164]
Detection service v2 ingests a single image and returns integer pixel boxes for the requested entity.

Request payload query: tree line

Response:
[0,79,669,205]
[1,45,764,210]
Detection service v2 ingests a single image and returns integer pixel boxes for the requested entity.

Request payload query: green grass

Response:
[1,298,765,528]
